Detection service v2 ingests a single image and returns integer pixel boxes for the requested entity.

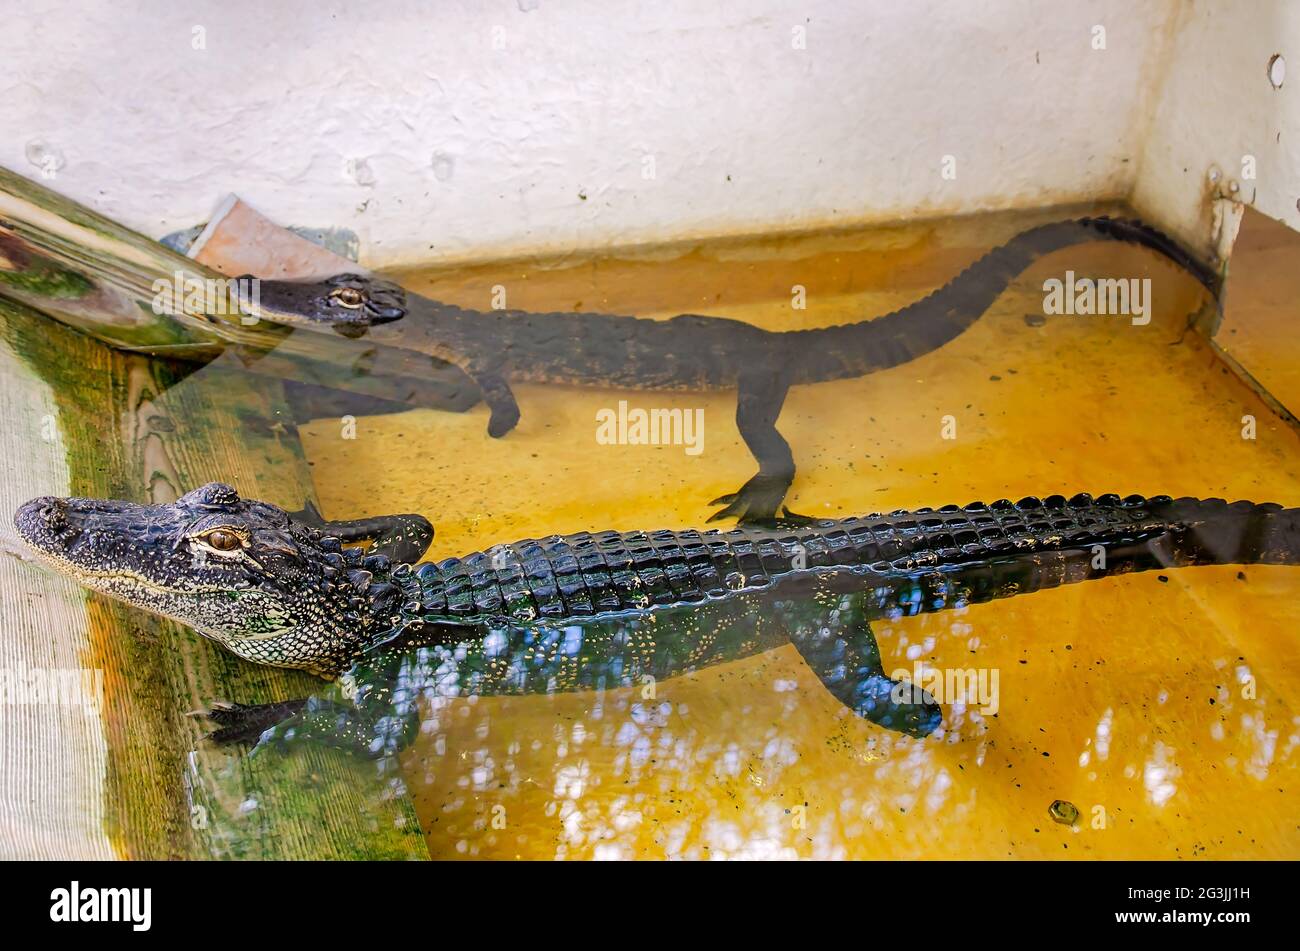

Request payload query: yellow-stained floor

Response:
[300,207,1300,859]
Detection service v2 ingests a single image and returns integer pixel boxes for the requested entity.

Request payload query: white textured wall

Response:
[6,0,1180,267]
[1132,0,1299,255]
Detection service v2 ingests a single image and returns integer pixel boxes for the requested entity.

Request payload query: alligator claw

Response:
[707,474,799,525]
[192,700,244,724]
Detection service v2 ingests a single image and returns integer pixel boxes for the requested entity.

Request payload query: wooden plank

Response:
[0,295,427,859]
[0,165,234,352]
[0,165,479,413]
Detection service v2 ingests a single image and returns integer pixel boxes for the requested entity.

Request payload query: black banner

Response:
[3,860,1283,937]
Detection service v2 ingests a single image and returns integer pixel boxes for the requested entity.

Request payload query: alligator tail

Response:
[931,496,1300,616]
[1146,496,1300,570]
[1072,217,1218,293]
[841,494,1300,626]
[789,216,1218,382]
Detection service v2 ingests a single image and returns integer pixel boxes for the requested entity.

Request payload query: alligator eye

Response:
[200,529,243,552]
[329,287,365,309]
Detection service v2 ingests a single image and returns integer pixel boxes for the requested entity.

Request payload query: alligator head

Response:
[246,272,407,338]
[14,483,401,676]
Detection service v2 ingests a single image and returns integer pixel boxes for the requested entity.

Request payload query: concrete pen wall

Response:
[9,0,1197,267]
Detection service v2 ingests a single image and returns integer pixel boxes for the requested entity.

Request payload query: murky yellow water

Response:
[299,205,1300,859]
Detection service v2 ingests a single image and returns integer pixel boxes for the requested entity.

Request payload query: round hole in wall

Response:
[1267,53,1285,89]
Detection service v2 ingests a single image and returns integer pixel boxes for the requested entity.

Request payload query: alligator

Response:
[16,483,1295,759]
[244,218,1218,524]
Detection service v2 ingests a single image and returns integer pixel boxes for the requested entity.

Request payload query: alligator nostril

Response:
[38,499,68,532]
[14,497,70,542]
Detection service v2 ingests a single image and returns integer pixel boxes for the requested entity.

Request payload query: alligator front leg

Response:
[465,361,521,438]
[196,699,309,745]
[708,366,809,525]
[289,500,434,563]
[200,694,417,761]
[253,697,416,760]
[201,651,424,760]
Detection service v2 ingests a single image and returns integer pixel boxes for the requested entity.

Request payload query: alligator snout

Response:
[15,496,68,538]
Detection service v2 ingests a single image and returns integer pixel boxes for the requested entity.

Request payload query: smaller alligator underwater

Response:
[16,484,1296,759]
[245,218,1218,524]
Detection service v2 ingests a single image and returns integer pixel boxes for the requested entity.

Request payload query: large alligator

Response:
[246,218,1217,524]
[15,483,1294,759]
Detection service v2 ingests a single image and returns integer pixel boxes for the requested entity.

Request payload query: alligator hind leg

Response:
[784,595,941,738]
[708,366,810,525]
[289,500,434,563]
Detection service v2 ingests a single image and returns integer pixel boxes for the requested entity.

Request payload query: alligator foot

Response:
[707,473,810,526]
[289,499,434,564]
[193,699,308,746]
[467,364,521,438]
[850,672,942,738]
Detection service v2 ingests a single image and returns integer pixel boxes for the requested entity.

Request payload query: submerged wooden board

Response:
[0,296,427,859]
[0,317,114,859]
